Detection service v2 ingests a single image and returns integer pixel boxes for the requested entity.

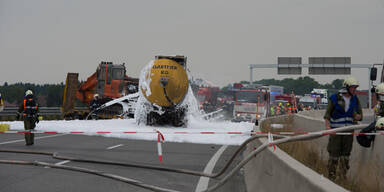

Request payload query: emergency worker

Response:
[297,103,303,111]
[276,104,281,115]
[202,101,211,113]
[0,93,3,112]
[90,94,102,111]
[270,105,275,116]
[17,90,39,146]
[278,102,284,114]
[90,94,102,119]
[324,77,363,180]
[375,117,384,130]
[287,103,292,114]
[374,83,384,118]
[292,104,297,113]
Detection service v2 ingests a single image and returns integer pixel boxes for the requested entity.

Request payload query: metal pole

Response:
[369,68,372,109]
[250,66,253,85]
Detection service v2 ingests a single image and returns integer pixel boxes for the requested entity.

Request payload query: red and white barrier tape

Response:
[268,132,276,151]
[252,131,384,136]
[156,130,165,163]
[0,130,383,136]
[0,130,253,135]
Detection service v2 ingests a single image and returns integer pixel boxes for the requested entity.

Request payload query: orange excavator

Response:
[62,61,138,119]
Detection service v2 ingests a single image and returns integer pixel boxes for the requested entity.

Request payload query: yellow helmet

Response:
[376,83,384,94]
[375,117,384,129]
[25,90,33,96]
[343,77,359,88]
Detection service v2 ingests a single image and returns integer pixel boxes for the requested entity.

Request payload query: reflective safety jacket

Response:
[329,94,359,129]
[18,95,38,118]
[270,107,275,115]
[0,95,3,112]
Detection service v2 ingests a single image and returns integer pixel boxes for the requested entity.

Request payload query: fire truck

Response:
[232,84,270,124]
[196,86,220,113]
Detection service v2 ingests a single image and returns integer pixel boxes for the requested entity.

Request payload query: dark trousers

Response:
[23,117,36,145]
[327,134,353,180]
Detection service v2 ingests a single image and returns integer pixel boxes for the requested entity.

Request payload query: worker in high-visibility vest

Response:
[0,93,3,112]
[270,105,275,116]
[292,104,297,113]
[276,103,282,115]
[287,103,292,114]
[324,77,362,180]
[17,90,40,146]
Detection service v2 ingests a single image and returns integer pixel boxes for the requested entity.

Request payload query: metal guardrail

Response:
[0,107,88,116]
[202,109,224,120]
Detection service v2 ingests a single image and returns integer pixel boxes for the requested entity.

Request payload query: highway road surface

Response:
[0,133,246,192]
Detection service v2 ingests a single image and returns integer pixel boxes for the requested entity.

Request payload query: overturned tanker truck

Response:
[136,55,190,127]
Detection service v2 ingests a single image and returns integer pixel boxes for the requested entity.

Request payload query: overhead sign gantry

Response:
[308,57,351,75]
[277,57,302,75]
[249,57,382,108]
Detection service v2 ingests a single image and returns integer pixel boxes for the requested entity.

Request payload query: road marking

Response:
[107,144,124,150]
[55,160,71,165]
[44,159,71,169]
[195,145,228,192]
[0,134,67,145]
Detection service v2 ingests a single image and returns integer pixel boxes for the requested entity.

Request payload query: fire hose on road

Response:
[0,124,367,192]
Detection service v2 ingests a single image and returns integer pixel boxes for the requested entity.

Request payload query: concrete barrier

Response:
[293,111,384,192]
[243,110,384,192]
[243,116,347,192]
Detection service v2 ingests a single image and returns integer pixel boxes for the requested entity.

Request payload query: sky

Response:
[1,0,384,89]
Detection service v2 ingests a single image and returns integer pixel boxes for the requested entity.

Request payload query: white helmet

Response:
[375,117,384,129]
[343,77,359,88]
[376,83,384,95]
[25,90,33,96]
[94,93,99,99]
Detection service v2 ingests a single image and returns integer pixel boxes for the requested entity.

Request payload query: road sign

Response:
[277,57,302,75]
[308,57,351,74]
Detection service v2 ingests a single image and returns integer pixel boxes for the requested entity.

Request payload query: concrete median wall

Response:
[244,110,384,192]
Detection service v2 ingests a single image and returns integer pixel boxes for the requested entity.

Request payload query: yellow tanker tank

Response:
[141,57,189,107]
[140,55,189,127]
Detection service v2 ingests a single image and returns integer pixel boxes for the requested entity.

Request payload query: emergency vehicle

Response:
[232,84,270,124]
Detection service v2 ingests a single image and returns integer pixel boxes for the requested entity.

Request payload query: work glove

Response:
[35,115,40,124]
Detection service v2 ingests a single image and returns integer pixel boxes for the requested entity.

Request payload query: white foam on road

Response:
[4,117,253,146]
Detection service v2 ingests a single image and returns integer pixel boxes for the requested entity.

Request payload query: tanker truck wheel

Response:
[146,112,158,126]
[171,108,187,127]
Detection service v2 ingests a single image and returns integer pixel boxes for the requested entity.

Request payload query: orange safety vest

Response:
[23,98,38,116]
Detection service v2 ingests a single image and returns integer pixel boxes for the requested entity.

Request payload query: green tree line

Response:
[225,76,344,96]
[0,82,64,107]
[1,76,343,107]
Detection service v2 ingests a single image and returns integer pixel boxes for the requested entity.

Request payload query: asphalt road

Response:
[0,133,246,192]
